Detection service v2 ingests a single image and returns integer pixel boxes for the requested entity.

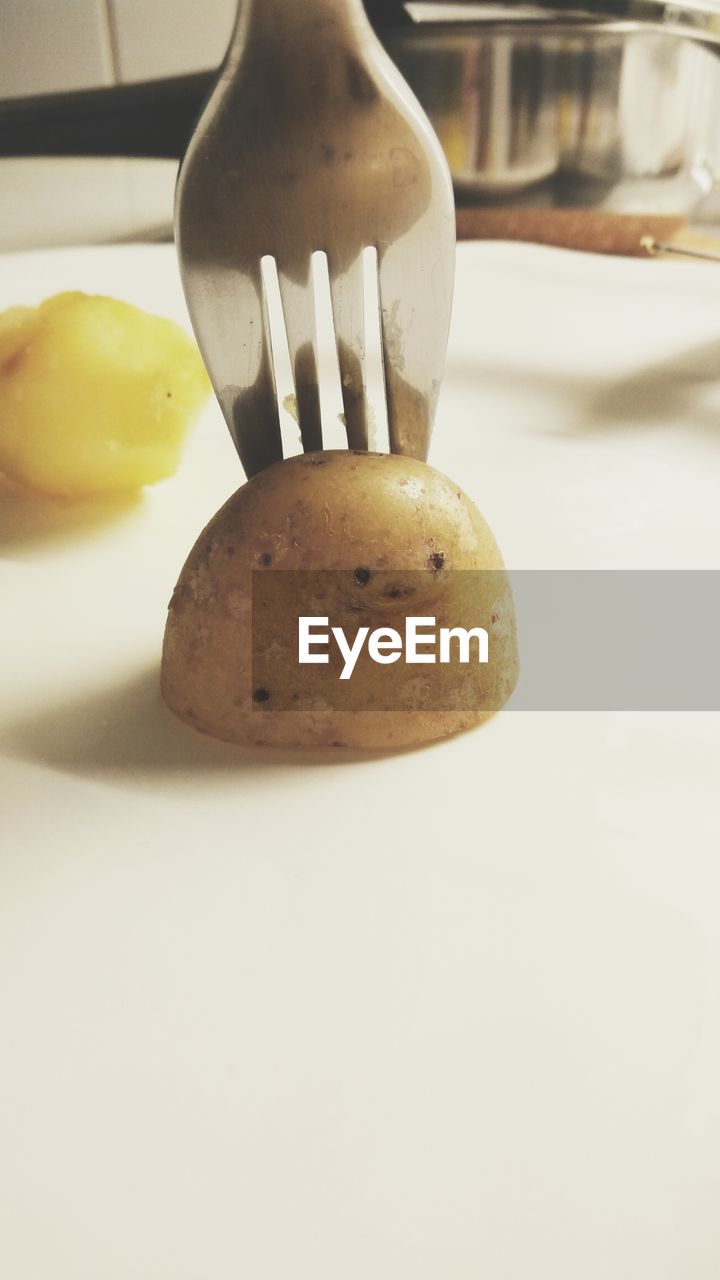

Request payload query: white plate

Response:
[1,242,719,1279]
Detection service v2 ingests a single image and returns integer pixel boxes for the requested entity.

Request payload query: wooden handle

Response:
[456,207,686,257]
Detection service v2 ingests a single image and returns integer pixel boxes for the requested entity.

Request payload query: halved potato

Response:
[162,450,518,749]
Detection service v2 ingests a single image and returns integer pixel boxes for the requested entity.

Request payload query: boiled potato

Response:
[0,305,34,362]
[162,450,518,749]
[0,292,210,497]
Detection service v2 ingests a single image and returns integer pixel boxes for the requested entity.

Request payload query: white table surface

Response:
[0,240,719,1279]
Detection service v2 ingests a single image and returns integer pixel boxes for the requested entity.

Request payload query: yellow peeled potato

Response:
[0,292,210,497]
[162,450,518,750]
[0,305,35,362]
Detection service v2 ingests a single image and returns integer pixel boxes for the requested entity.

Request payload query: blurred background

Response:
[0,0,238,249]
[3,0,720,253]
[0,0,236,96]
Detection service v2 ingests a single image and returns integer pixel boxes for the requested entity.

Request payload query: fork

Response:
[175,0,455,478]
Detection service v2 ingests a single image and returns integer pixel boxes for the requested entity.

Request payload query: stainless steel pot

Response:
[378,1,720,214]
[388,28,561,194]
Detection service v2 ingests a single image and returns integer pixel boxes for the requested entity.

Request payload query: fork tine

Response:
[183,260,283,478]
[328,251,369,452]
[378,238,453,460]
[276,262,323,454]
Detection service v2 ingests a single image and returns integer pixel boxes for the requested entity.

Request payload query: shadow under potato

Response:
[454,338,720,442]
[1,665,423,787]
[0,476,142,557]
[585,339,720,437]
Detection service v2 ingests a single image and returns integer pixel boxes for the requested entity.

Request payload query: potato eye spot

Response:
[354,567,372,585]
[258,552,272,566]
[253,687,271,702]
[429,552,446,571]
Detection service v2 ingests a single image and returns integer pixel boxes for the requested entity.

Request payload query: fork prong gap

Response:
[261,253,300,461]
[362,245,390,455]
[328,250,369,452]
[311,250,349,453]
[277,259,323,454]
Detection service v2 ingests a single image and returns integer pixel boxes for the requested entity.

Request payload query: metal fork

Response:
[175,0,455,478]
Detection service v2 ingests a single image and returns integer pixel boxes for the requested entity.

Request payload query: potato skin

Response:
[161,450,518,749]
